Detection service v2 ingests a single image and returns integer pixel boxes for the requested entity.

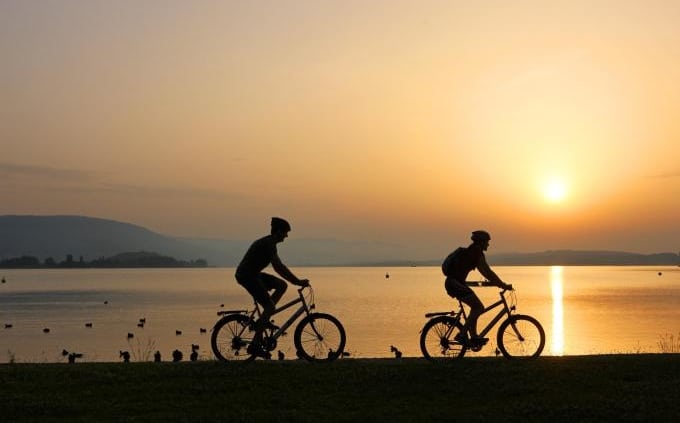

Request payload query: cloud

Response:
[0,162,98,181]
[649,170,680,179]
[95,182,247,201]
[0,161,245,201]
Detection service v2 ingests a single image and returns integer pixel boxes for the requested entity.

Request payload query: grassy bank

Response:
[2,354,679,422]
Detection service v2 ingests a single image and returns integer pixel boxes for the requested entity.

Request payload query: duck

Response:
[62,350,82,363]
[390,345,402,359]
[278,350,285,360]
[120,350,130,362]
[172,349,183,362]
[85,322,93,328]
[199,328,207,334]
[154,350,162,362]
[127,332,134,339]
[175,330,182,336]
[190,344,199,362]
[43,328,50,333]
[68,352,83,363]
[4,323,12,329]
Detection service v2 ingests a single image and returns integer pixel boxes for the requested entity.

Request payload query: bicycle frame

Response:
[475,290,515,339]
[424,286,516,338]
[221,286,315,342]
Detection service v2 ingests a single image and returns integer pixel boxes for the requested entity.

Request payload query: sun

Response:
[544,179,568,203]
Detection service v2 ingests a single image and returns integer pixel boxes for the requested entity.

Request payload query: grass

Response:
[658,332,680,353]
[1,355,680,422]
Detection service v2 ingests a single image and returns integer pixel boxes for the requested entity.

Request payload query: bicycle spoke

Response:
[497,315,545,358]
[294,313,346,361]
[420,316,466,360]
[211,315,254,361]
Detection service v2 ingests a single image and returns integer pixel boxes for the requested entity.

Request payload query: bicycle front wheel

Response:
[496,314,545,358]
[211,314,255,362]
[293,313,346,362]
[420,315,467,360]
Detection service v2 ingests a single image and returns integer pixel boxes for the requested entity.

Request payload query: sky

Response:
[1,0,679,258]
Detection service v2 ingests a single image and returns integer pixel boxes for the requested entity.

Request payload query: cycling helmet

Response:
[471,230,491,243]
[271,217,291,232]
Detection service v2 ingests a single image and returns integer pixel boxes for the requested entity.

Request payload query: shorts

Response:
[444,277,474,299]
[445,277,483,310]
[236,272,286,308]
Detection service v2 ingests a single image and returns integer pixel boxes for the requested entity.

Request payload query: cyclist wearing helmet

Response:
[443,230,512,347]
[235,217,309,358]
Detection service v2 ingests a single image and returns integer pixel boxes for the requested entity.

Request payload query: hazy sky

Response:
[1,0,679,257]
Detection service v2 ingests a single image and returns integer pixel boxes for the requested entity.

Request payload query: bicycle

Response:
[211,284,346,362]
[420,281,545,360]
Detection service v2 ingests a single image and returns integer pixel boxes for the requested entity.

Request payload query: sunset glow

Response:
[544,179,568,203]
[1,0,679,256]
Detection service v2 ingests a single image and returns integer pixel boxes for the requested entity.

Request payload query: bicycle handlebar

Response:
[465,281,514,291]
[465,281,491,287]
[297,283,312,293]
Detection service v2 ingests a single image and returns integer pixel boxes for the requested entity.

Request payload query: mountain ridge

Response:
[1,215,678,266]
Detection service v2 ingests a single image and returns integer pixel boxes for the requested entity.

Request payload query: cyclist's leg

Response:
[445,277,483,338]
[459,292,484,339]
[237,275,276,345]
[259,272,287,306]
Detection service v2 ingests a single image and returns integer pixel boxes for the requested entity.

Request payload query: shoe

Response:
[249,319,279,332]
[247,343,272,359]
[454,332,468,344]
[469,337,488,347]
[264,320,280,332]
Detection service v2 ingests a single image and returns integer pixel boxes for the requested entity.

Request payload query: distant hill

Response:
[0,215,218,263]
[360,251,679,267]
[1,215,678,267]
[489,250,680,266]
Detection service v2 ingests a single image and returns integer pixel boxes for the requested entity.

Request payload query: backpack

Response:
[441,247,466,276]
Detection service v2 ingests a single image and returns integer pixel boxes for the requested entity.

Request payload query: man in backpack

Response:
[235,217,309,358]
[443,230,512,348]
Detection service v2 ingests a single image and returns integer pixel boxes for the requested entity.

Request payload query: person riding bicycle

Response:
[235,217,309,358]
[442,230,512,348]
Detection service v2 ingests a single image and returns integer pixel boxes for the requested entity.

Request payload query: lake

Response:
[1,266,679,363]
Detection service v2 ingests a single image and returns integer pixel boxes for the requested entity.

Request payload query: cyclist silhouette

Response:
[442,230,512,347]
[235,217,309,358]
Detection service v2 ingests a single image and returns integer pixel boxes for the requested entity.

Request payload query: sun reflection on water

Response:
[551,266,565,356]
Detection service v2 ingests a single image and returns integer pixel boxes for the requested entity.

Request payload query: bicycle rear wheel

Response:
[496,314,545,358]
[420,315,467,360]
[293,313,346,362]
[211,314,255,362]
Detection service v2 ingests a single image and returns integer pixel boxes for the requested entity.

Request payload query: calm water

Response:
[1,266,679,363]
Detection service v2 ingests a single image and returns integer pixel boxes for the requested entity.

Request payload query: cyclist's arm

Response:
[271,254,308,286]
[477,255,508,288]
